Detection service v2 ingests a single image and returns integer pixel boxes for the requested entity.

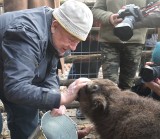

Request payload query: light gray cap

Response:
[52,0,93,41]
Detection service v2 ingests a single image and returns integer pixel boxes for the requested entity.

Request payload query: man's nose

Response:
[69,43,78,51]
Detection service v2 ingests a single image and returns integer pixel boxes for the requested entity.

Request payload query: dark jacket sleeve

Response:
[2,24,61,110]
[134,12,160,28]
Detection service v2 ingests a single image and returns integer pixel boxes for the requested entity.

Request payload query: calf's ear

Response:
[91,96,107,112]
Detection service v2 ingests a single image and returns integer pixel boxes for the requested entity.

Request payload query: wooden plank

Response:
[64,50,152,63]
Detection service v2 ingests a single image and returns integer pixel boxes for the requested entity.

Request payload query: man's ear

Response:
[51,20,59,33]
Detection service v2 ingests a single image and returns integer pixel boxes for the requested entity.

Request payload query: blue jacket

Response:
[0,7,62,110]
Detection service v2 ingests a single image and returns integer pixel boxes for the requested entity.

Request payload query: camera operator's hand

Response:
[109,14,123,26]
[145,61,154,65]
[144,61,160,95]
[144,78,160,96]
[60,78,91,105]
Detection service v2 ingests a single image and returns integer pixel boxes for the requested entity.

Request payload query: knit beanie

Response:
[152,41,160,65]
[52,0,93,41]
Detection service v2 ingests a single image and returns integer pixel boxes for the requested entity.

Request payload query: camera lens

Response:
[113,16,135,41]
[141,66,160,82]
[141,67,154,82]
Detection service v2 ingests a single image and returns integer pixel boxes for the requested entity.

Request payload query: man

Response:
[142,42,160,100]
[133,5,160,100]
[0,0,93,138]
[92,0,157,90]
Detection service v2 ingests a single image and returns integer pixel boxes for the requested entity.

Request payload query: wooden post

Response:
[54,0,60,8]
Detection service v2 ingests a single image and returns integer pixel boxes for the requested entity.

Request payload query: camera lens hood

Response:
[114,23,133,41]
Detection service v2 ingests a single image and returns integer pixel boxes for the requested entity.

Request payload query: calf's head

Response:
[78,79,120,118]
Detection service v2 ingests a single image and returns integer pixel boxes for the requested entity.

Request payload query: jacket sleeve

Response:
[134,12,160,29]
[2,25,61,110]
[92,0,113,25]
[41,59,60,90]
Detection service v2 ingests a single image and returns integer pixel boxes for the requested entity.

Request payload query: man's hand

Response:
[51,105,66,116]
[78,125,94,139]
[109,14,123,26]
[60,78,91,105]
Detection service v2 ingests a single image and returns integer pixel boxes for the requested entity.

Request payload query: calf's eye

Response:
[92,85,99,92]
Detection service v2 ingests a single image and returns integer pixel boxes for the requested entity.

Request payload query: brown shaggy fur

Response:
[78,79,160,139]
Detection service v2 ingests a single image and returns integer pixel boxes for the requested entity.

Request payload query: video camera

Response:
[140,65,160,82]
[113,4,142,41]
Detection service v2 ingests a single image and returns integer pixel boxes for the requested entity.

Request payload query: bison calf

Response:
[78,79,160,139]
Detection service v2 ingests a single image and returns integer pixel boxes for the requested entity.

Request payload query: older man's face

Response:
[51,20,80,56]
